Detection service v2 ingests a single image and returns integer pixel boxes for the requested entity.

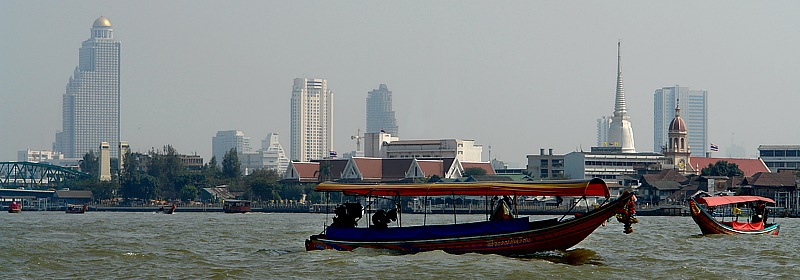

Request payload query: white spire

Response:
[607,40,636,153]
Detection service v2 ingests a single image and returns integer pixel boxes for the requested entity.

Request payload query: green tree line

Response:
[71,146,317,203]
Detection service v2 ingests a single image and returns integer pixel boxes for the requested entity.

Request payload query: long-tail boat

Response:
[689,195,779,235]
[305,178,637,255]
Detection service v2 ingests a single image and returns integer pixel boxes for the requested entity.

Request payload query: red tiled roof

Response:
[290,162,319,181]
[352,158,383,180]
[416,160,444,177]
[689,157,769,177]
[744,172,796,187]
[461,161,496,175]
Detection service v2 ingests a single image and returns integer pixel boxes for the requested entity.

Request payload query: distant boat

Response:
[305,179,638,255]
[8,201,22,213]
[223,200,251,213]
[689,194,779,235]
[159,204,176,214]
[66,204,88,214]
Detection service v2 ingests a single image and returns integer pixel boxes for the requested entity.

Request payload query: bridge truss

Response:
[0,162,92,189]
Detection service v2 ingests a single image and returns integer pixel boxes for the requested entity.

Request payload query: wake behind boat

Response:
[689,194,779,235]
[305,178,637,255]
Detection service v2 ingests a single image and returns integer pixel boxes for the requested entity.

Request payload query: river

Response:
[1,212,798,279]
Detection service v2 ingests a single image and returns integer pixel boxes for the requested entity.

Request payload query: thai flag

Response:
[380,128,386,133]
[329,150,337,158]
[710,143,719,152]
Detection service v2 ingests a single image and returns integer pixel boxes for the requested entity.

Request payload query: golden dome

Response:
[93,16,112,28]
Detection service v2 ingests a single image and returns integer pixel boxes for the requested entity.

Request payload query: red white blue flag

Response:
[710,143,719,152]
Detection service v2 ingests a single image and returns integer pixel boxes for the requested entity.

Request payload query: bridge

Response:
[0,161,92,189]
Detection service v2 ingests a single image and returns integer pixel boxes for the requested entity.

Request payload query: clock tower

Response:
[664,103,693,173]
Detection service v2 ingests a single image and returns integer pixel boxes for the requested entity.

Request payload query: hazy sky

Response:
[2,1,799,167]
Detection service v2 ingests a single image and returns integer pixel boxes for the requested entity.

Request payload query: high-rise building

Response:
[290,78,333,162]
[55,16,121,158]
[366,84,398,136]
[596,115,611,146]
[654,86,707,156]
[606,41,636,153]
[212,130,251,165]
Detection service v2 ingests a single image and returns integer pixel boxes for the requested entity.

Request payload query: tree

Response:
[147,145,186,199]
[222,148,241,180]
[701,160,744,177]
[79,150,99,178]
[179,185,199,201]
[463,167,488,177]
[243,169,280,200]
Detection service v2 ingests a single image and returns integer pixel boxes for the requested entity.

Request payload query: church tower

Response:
[664,103,692,173]
[607,41,636,153]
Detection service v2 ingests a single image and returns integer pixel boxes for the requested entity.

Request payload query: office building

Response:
[55,16,121,158]
[654,86,707,156]
[212,130,251,165]
[290,78,333,162]
[366,84,399,136]
[758,145,800,172]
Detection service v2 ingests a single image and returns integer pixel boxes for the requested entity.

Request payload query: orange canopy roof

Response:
[696,196,775,207]
[315,178,610,197]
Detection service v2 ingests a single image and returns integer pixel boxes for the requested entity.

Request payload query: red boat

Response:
[223,200,251,213]
[305,178,637,255]
[689,195,779,235]
[8,201,22,213]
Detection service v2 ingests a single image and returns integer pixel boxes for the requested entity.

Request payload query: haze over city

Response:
[2,1,799,166]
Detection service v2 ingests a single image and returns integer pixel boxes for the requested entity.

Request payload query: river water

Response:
[1,212,798,279]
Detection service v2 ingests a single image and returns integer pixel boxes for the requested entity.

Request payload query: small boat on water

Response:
[305,178,638,255]
[159,204,176,214]
[223,200,251,213]
[689,194,779,235]
[66,204,88,214]
[8,201,22,213]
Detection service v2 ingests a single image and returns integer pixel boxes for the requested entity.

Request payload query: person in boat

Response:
[491,198,513,221]
[752,202,767,223]
[371,208,398,228]
[331,202,363,228]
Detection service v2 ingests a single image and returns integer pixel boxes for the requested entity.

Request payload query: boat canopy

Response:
[696,196,775,207]
[314,178,610,198]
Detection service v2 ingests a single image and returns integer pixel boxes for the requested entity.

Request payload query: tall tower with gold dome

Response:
[607,41,636,153]
[664,103,692,173]
[55,16,121,158]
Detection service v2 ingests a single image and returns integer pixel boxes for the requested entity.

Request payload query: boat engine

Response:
[371,208,398,228]
[331,202,363,228]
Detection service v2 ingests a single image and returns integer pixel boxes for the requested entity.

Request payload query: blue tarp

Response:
[326,217,531,242]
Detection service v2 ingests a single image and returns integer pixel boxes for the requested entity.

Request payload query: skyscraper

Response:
[212,130,251,165]
[55,16,121,158]
[596,115,611,146]
[290,78,333,162]
[366,84,398,136]
[653,86,707,156]
[606,41,636,153]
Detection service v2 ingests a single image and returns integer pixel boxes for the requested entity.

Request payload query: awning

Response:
[314,178,610,198]
[696,196,775,207]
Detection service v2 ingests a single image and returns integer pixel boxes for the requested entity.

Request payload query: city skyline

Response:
[3,2,800,167]
[654,86,708,157]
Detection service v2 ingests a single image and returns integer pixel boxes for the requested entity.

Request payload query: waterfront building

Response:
[178,154,204,171]
[758,145,800,173]
[54,16,121,158]
[366,136,483,162]
[606,42,636,153]
[526,148,565,179]
[212,130,251,165]
[366,84,399,136]
[654,86,707,156]
[290,78,333,162]
[564,147,663,180]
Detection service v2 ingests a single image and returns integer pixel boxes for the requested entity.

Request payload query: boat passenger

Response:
[752,202,766,223]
